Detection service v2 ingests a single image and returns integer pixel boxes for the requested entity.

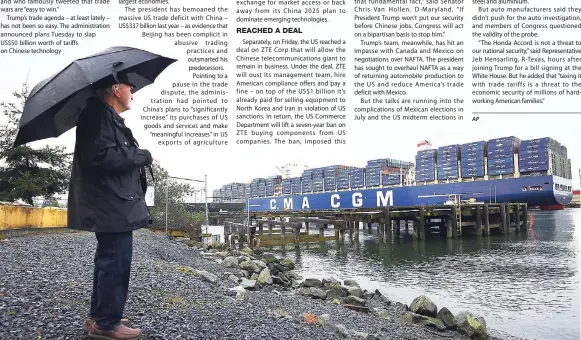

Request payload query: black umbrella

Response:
[12,46,177,148]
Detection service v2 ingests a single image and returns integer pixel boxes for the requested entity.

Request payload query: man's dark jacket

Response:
[67,97,153,233]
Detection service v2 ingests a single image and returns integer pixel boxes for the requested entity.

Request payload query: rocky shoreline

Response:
[0,229,505,339]
[178,237,493,340]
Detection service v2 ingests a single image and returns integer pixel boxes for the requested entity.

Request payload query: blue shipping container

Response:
[437,162,459,168]
[520,138,549,149]
[488,163,513,170]
[438,166,458,172]
[519,147,548,156]
[461,142,486,151]
[437,156,458,163]
[461,149,486,157]
[519,153,548,161]
[488,157,513,165]
[488,136,520,144]
[519,159,548,167]
[488,146,515,155]
[488,168,514,175]
[416,157,435,164]
[462,166,485,173]
[438,144,461,151]
[489,152,514,159]
[461,159,485,166]
[520,164,549,172]
[461,170,485,177]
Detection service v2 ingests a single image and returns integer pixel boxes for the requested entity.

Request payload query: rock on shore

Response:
[0,229,500,340]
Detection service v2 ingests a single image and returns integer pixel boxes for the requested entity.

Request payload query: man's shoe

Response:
[83,318,130,333]
[88,323,142,340]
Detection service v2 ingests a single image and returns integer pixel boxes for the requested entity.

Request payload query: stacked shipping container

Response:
[324,165,351,191]
[252,178,266,197]
[366,158,412,187]
[365,160,383,187]
[415,149,436,182]
[265,175,282,196]
[232,183,240,199]
[312,168,324,192]
[282,178,292,195]
[218,182,249,200]
[337,167,350,190]
[382,160,413,186]
[437,145,460,180]
[243,183,251,198]
[461,141,486,178]
[487,136,520,176]
[291,177,301,194]
[302,169,313,194]
[212,189,221,202]
[349,167,365,189]
[519,138,551,175]
[519,137,570,178]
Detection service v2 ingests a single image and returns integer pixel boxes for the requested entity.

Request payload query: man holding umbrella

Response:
[13,47,177,340]
[69,73,152,339]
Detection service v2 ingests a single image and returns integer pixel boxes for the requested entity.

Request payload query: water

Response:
[208,209,580,340]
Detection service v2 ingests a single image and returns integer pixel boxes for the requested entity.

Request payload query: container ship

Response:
[213,136,574,212]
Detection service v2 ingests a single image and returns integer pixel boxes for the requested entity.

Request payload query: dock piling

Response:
[500,203,507,233]
[475,205,482,235]
[451,205,458,239]
[294,223,300,248]
[249,225,256,250]
[523,203,529,229]
[384,207,391,241]
[419,206,426,240]
[505,204,511,234]
[515,204,521,233]
[483,204,490,235]
[348,221,354,239]
[238,224,244,250]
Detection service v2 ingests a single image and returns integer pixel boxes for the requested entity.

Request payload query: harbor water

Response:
[210,209,580,340]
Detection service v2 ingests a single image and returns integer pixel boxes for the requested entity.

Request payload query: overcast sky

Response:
[1,2,579,197]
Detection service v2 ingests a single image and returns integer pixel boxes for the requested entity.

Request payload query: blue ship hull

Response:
[247,175,573,212]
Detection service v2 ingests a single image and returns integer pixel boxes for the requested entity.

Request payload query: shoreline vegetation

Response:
[178,236,494,340]
[0,229,503,340]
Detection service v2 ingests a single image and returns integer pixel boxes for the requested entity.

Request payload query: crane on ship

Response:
[272,161,310,197]
[275,161,309,179]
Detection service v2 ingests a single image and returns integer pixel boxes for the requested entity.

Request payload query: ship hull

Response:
[247,175,573,212]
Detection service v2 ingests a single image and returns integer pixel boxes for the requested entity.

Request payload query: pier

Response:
[222,202,529,248]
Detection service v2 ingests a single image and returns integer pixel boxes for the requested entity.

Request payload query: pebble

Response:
[0,229,506,340]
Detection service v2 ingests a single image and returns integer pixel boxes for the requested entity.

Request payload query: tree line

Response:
[0,81,205,237]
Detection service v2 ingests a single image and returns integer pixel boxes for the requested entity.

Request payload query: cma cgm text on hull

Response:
[261,190,395,211]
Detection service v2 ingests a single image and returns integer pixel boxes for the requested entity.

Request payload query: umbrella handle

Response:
[112,61,124,84]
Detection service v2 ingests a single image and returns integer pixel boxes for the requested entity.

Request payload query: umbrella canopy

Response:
[13,46,177,148]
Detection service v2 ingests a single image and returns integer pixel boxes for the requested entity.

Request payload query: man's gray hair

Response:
[95,84,116,100]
